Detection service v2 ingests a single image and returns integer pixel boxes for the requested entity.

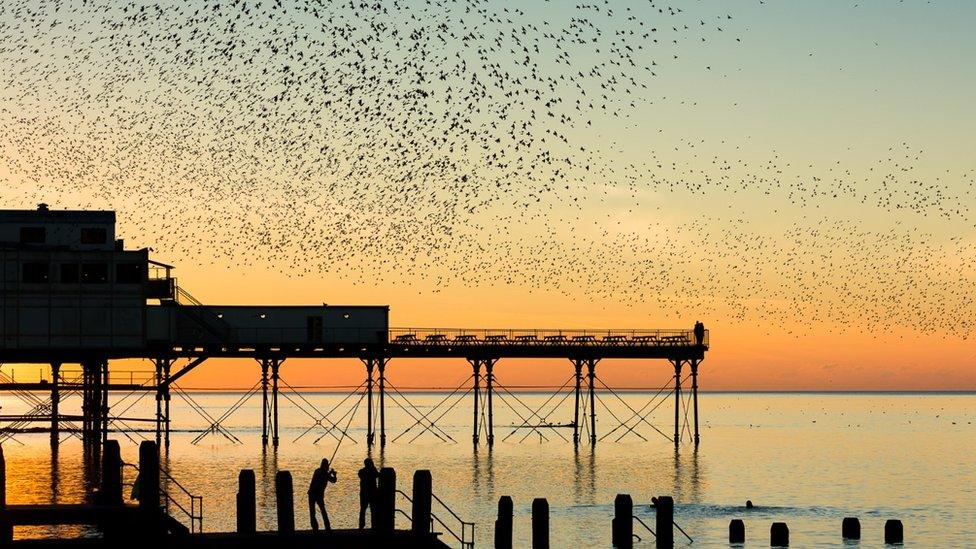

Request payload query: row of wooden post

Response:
[235,466,435,536]
[496,494,676,549]
[730,516,904,546]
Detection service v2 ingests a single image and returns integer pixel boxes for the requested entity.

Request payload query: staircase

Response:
[169,286,236,347]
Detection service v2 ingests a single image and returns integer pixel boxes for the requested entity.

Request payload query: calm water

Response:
[3,392,975,547]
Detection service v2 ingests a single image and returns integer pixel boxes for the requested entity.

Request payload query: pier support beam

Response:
[378,358,388,447]
[261,360,270,446]
[100,361,109,443]
[153,358,174,446]
[691,359,700,446]
[162,360,171,445]
[364,358,375,446]
[485,359,496,447]
[467,358,498,447]
[471,359,481,446]
[81,359,109,450]
[672,359,683,448]
[50,362,60,444]
[587,359,598,446]
[270,358,282,448]
[571,359,583,447]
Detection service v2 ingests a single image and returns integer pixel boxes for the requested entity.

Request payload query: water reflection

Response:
[572,447,597,505]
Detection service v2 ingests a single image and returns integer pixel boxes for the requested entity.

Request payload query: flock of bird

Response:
[0,0,972,337]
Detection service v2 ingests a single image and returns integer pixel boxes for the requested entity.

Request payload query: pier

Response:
[0,207,710,455]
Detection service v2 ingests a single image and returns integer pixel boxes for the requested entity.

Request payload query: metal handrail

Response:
[632,514,694,544]
[674,519,694,543]
[122,462,203,533]
[634,514,656,538]
[395,489,475,549]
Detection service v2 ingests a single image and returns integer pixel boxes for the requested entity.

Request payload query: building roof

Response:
[0,208,115,223]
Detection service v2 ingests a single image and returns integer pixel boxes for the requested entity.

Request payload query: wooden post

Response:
[771,522,789,546]
[884,519,903,544]
[101,440,123,506]
[137,441,160,513]
[0,445,11,542]
[411,470,432,535]
[729,519,745,543]
[842,517,860,540]
[274,471,294,534]
[237,470,256,534]
[495,496,513,549]
[653,496,674,548]
[532,498,549,549]
[612,494,633,548]
[377,467,396,534]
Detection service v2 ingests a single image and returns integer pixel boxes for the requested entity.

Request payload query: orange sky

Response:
[1,1,974,391]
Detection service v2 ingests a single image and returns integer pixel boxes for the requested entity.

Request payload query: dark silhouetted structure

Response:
[771,522,790,546]
[0,207,710,455]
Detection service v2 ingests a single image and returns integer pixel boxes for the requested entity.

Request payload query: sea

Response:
[2,392,974,547]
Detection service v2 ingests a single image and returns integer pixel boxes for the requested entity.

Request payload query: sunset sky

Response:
[1,0,974,390]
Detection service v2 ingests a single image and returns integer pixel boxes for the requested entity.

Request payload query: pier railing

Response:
[388,327,705,347]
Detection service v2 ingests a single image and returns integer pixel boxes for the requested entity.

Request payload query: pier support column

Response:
[162,360,171,446]
[365,358,375,446]
[471,359,481,446]
[153,358,172,445]
[485,359,496,447]
[691,359,700,446]
[154,360,163,445]
[100,360,110,443]
[672,360,683,448]
[50,362,61,444]
[378,358,388,447]
[261,359,270,446]
[271,358,282,448]
[571,359,583,447]
[587,359,597,446]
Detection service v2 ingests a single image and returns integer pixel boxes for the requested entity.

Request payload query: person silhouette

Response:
[308,458,337,532]
[358,458,379,529]
[693,321,705,346]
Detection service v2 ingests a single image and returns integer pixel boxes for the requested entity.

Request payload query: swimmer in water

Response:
[746,500,754,509]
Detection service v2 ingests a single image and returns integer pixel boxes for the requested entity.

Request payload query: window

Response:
[81,263,109,283]
[19,227,46,244]
[116,263,143,284]
[60,264,79,284]
[22,263,49,283]
[80,227,107,245]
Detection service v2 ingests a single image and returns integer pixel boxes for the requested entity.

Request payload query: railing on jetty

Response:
[396,489,475,549]
[389,327,704,347]
[123,462,203,533]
